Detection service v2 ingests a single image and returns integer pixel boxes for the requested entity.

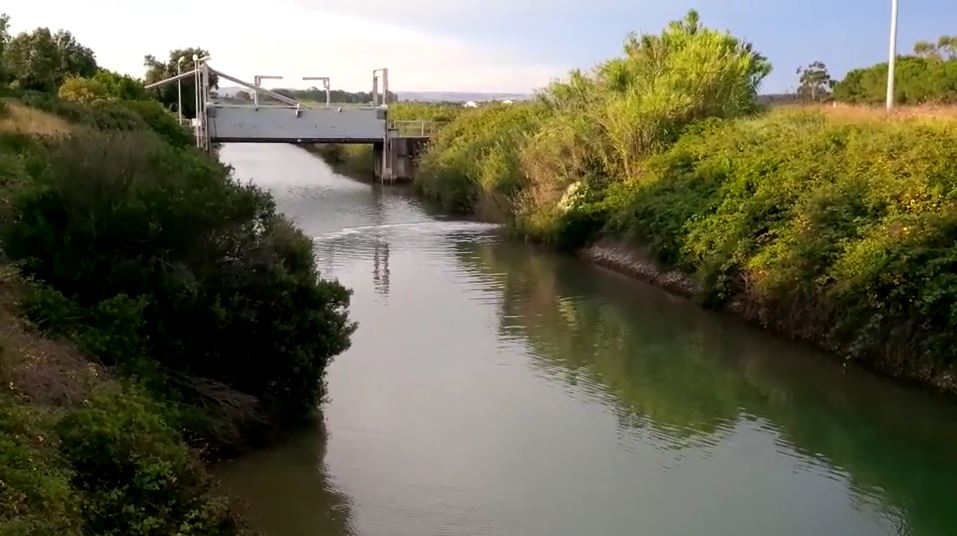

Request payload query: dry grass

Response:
[775,102,957,122]
[0,264,105,407]
[0,100,72,136]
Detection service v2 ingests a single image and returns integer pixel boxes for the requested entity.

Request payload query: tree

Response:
[914,40,942,61]
[0,13,10,82]
[939,35,957,60]
[2,26,97,91]
[54,30,97,79]
[92,70,148,101]
[796,61,834,102]
[144,48,218,118]
[3,28,61,91]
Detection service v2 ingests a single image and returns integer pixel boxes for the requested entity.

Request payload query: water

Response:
[216,144,957,536]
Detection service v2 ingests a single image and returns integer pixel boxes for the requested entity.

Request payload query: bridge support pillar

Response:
[372,141,386,181]
[373,138,427,183]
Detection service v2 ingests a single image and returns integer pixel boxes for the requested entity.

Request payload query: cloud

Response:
[5,0,564,92]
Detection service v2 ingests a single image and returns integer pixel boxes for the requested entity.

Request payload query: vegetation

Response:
[796,61,834,102]
[274,87,395,104]
[144,48,216,118]
[0,12,353,534]
[834,36,957,104]
[411,11,957,388]
[1,26,96,92]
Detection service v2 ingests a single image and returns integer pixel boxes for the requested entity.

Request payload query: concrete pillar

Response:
[372,141,384,181]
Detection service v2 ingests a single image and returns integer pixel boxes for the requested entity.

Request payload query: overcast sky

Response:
[4,0,957,93]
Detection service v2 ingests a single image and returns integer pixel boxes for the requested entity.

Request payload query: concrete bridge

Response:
[146,60,433,182]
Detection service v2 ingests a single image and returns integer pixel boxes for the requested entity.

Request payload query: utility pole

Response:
[176,57,185,124]
[886,0,900,111]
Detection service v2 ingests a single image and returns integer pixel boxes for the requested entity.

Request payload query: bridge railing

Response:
[389,120,445,138]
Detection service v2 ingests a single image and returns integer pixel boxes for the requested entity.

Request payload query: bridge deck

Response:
[207,105,387,144]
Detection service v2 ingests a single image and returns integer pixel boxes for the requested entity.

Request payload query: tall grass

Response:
[0,101,71,136]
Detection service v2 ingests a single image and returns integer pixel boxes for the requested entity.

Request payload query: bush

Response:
[615,109,957,371]
[119,100,191,147]
[416,103,543,214]
[55,387,242,536]
[3,131,353,426]
[415,10,770,239]
[834,56,957,104]
[57,76,109,104]
[0,400,81,536]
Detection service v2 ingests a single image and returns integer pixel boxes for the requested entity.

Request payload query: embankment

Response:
[0,94,353,534]
[400,12,957,393]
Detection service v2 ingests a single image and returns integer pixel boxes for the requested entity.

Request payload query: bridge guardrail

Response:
[389,120,445,138]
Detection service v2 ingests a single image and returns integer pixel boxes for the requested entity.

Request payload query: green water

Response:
[216,144,957,536]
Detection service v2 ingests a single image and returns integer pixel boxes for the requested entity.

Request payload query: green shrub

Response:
[92,70,149,101]
[415,10,769,235]
[55,387,242,536]
[416,103,542,213]
[57,76,109,104]
[616,110,957,368]
[834,56,957,104]
[16,91,146,131]
[0,400,81,536]
[3,131,353,427]
[119,100,191,147]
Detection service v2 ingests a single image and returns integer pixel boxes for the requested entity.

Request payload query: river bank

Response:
[0,93,352,534]
[219,142,957,536]
[388,12,957,396]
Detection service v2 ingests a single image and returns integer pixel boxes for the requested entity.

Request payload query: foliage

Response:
[57,76,108,104]
[2,131,353,425]
[913,35,957,61]
[274,87,395,104]
[0,14,9,83]
[16,90,146,131]
[796,61,834,102]
[54,388,241,536]
[612,109,957,372]
[834,56,957,105]
[416,10,770,247]
[389,102,464,123]
[144,48,216,118]
[92,70,149,101]
[119,99,192,147]
[2,26,96,92]
[0,399,81,536]
[416,103,543,214]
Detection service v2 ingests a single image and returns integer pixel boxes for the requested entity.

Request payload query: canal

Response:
[216,143,957,536]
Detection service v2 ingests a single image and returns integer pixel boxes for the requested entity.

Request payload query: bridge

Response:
[145,59,432,182]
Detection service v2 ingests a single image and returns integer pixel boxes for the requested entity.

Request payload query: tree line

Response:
[796,34,957,105]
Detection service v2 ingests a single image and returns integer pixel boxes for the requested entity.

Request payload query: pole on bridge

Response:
[219,70,300,107]
[303,77,331,107]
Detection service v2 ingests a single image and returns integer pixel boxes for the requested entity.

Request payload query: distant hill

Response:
[216,87,534,104]
[396,91,533,103]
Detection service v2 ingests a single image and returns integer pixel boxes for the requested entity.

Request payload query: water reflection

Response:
[218,144,957,536]
[217,423,356,536]
[453,240,957,536]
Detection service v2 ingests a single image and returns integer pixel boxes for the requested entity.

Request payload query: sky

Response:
[4,0,957,93]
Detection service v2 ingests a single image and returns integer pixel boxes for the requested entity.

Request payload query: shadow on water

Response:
[216,421,356,536]
[452,240,957,536]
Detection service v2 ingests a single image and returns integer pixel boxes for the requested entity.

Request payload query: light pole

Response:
[176,57,185,124]
[886,0,900,110]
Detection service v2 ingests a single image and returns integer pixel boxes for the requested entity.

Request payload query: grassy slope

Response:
[0,101,247,535]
